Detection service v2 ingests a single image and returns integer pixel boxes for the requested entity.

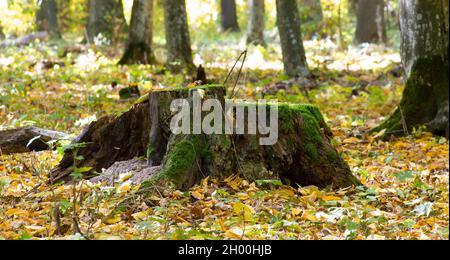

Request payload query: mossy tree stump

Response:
[51,85,360,191]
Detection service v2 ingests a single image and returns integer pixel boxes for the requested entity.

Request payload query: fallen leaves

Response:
[0,42,448,240]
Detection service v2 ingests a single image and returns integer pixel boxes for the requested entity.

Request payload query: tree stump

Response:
[51,85,360,191]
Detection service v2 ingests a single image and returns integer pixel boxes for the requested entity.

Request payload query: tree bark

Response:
[374,0,449,138]
[119,0,156,65]
[51,85,360,190]
[0,22,6,40]
[246,0,265,46]
[0,127,67,155]
[355,0,386,43]
[221,0,240,32]
[86,0,128,44]
[276,0,310,78]
[36,0,61,38]
[163,0,195,74]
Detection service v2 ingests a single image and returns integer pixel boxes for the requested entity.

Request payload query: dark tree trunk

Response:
[36,0,61,38]
[119,0,156,65]
[276,0,309,78]
[51,85,360,190]
[0,127,67,155]
[355,0,386,43]
[86,0,127,44]
[0,24,5,39]
[163,0,195,74]
[221,0,240,32]
[246,0,265,46]
[374,0,449,138]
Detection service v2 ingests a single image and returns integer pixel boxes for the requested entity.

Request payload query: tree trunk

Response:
[374,0,449,138]
[51,85,360,190]
[119,0,156,65]
[246,0,265,46]
[276,0,309,78]
[0,24,5,40]
[86,0,127,44]
[163,0,195,74]
[298,0,323,39]
[0,127,67,155]
[355,0,386,44]
[221,0,240,32]
[36,0,61,38]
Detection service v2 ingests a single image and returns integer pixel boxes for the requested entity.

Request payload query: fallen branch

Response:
[0,31,49,48]
[0,127,68,155]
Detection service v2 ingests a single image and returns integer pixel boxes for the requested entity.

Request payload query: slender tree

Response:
[374,0,449,137]
[246,0,265,46]
[119,0,156,65]
[36,0,60,38]
[163,0,195,73]
[0,24,5,40]
[220,0,240,32]
[276,0,309,78]
[86,0,127,44]
[355,0,386,43]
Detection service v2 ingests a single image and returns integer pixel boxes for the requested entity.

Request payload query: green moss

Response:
[373,55,449,136]
[305,143,319,160]
[325,148,338,161]
[141,136,209,189]
[146,144,155,161]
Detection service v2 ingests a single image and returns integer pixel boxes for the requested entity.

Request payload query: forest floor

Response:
[0,40,448,240]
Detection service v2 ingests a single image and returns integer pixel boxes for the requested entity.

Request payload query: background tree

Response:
[375,0,449,137]
[246,0,265,46]
[276,0,309,78]
[298,0,323,39]
[0,23,4,39]
[36,0,60,38]
[86,0,127,44]
[220,0,239,32]
[163,0,195,73]
[355,0,386,43]
[119,0,156,65]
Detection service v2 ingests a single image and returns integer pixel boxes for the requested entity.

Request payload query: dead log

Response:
[0,127,67,155]
[0,32,49,48]
[51,85,360,190]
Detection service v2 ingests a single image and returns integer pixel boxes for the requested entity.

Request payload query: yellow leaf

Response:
[117,181,132,193]
[302,211,318,222]
[6,208,29,216]
[225,227,244,239]
[322,196,342,201]
[291,208,302,216]
[232,202,254,221]
[132,211,149,221]
[119,172,133,182]
[191,190,204,200]
[104,215,122,224]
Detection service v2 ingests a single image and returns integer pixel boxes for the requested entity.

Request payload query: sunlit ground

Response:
[0,39,448,240]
